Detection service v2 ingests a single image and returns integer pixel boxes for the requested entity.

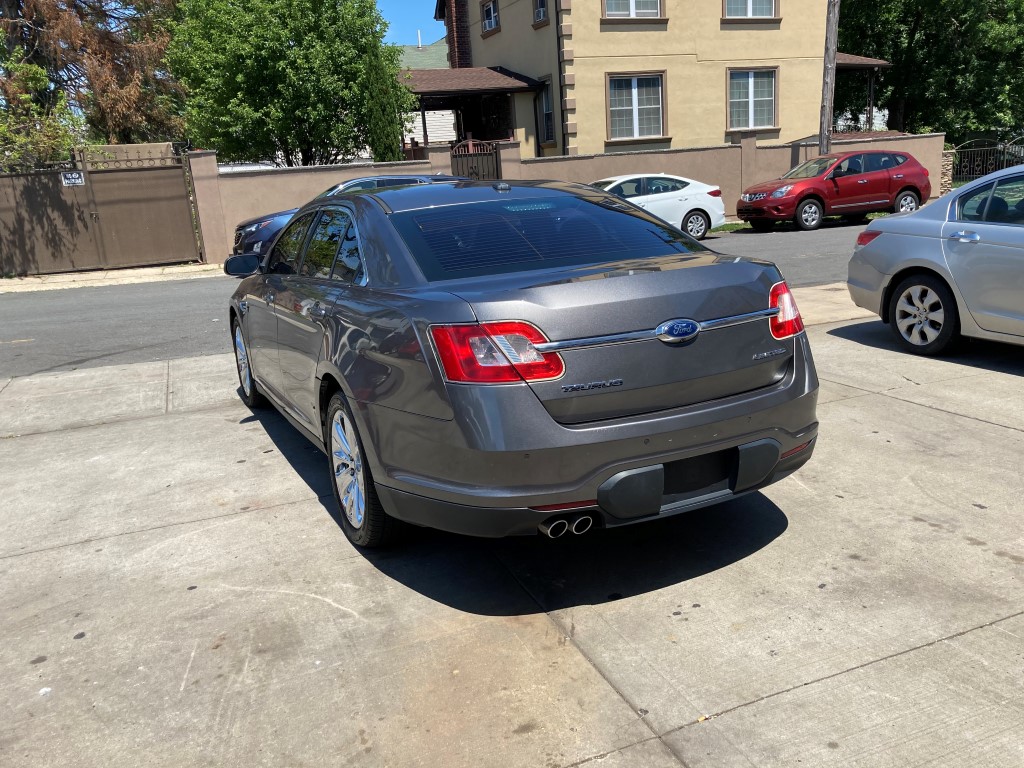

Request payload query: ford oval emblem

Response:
[656,318,700,344]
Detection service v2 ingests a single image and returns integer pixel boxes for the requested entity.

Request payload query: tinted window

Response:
[267,213,314,274]
[864,153,893,173]
[645,177,689,195]
[957,183,994,221]
[391,195,709,281]
[341,180,378,192]
[608,179,643,198]
[378,178,423,188]
[833,154,865,177]
[893,154,909,165]
[300,209,351,278]
[332,223,365,284]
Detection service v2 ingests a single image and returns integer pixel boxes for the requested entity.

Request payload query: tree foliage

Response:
[0,0,183,144]
[836,0,1024,142]
[168,0,415,166]
[0,56,84,170]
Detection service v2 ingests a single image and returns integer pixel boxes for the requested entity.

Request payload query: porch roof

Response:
[836,52,892,70]
[402,66,543,97]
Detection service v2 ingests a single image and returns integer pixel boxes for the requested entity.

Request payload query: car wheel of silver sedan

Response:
[683,211,710,240]
[232,319,264,408]
[326,392,396,548]
[888,274,959,356]
[894,190,919,214]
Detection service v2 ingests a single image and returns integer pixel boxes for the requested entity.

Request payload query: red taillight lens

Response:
[430,322,565,383]
[769,281,804,340]
[708,188,722,197]
[856,230,882,248]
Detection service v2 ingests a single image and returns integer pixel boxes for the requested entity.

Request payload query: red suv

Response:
[737,150,931,231]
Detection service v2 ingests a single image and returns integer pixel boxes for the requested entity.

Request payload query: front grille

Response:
[233,229,243,246]
[742,192,767,202]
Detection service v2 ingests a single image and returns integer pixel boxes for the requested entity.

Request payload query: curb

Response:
[0,263,225,294]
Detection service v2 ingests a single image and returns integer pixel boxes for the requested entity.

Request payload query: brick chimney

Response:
[439,0,472,68]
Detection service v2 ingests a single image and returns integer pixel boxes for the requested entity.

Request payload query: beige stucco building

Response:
[434,0,827,157]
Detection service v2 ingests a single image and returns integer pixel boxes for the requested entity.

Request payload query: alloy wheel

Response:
[233,325,252,397]
[800,203,821,228]
[685,213,708,239]
[898,194,918,213]
[331,410,366,529]
[895,285,945,346]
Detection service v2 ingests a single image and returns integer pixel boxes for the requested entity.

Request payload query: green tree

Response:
[836,0,1024,143]
[168,0,415,165]
[0,58,85,171]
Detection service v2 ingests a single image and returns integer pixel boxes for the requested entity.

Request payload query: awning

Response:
[836,52,892,70]
[402,67,543,98]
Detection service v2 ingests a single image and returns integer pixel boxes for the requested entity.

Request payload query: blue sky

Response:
[379,0,448,46]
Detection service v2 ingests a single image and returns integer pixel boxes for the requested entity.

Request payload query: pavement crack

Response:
[664,608,1024,735]
[0,378,10,397]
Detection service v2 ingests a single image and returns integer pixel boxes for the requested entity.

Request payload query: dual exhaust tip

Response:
[539,515,594,539]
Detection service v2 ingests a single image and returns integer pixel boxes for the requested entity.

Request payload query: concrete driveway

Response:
[2,285,1022,768]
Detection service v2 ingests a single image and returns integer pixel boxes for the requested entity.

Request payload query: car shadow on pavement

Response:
[827,321,1024,375]
[363,494,788,616]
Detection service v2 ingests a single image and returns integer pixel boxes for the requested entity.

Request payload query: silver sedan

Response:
[848,165,1024,355]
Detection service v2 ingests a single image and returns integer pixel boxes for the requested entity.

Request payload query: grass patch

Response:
[710,222,751,233]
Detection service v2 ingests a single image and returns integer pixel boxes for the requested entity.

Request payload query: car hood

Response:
[235,208,298,229]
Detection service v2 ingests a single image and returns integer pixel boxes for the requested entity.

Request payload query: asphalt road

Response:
[0,221,864,378]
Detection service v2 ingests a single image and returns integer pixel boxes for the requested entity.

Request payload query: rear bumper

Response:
[376,430,817,538]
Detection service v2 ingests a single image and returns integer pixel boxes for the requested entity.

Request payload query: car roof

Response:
[594,173,687,183]
[306,180,603,214]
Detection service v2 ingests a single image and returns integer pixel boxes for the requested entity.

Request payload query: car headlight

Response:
[770,185,794,198]
[243,220,272,234]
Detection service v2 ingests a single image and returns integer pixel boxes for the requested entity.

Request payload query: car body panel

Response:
[230,180,819,537]
[592,173,726,233]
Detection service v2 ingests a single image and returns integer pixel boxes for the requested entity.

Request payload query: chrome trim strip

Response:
[534,308,780,352]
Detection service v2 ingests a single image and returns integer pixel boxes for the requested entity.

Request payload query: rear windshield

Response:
[390,196,708,281]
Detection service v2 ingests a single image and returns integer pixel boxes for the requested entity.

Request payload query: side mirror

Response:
[224,253,261,277]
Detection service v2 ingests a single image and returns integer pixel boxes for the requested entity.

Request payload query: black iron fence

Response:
[952,139,1024,184]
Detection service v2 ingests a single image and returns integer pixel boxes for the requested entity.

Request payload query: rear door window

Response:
[332,223,366,284]
[299,209,351,278]
[644,177,689,195]
[391,195,708,282]
[267,212,314,274]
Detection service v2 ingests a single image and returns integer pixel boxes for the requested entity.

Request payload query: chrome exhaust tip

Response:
[540,519,569,539]
[571,515,593,535]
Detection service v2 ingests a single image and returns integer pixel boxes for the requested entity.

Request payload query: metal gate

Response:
[450,140,502,180]
[952,138,1024,184]
[0,144,201,276]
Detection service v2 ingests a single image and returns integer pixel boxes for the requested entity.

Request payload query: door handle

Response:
[857,179,868,184]
[309,303,327,319]
[949,231,981,243]
[264,292,275,304]
[894,174,904,179]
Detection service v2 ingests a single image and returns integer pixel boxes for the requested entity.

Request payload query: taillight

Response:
[769,281,804,340]
[708,188,722,197]
[430,322,565,383]
[856,230,882,248]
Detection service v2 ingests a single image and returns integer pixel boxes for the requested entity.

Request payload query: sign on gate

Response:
[61,171,85,187]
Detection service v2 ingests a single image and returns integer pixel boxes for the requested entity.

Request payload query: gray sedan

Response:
[849,165,1024,355]
[226,181,819,548]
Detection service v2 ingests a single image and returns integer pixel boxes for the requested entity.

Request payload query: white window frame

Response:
[608,75,664,140]
[534,0,547,23]
[729,69,776,130]
[482,1,499,31]
[605,0,662,19]
[724,0,776,18]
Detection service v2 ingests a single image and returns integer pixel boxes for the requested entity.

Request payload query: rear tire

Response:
[795,199,823,231]
[887,274,959,356]
[232,319,265,409]
[683,210,711,240]
[894,190,920,214]
[749,219,775,232]
[325,392,397,548]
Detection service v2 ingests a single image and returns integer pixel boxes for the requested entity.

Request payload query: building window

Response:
[534,0,547,23]
[481,1,500,33]
[540,82,554,143]
[729,70,776,129]
[605,0,661,18]
[724,0,775,18]
[609,75,664,139]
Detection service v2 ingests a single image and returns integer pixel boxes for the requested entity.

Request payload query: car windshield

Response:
[391,195,709,282]
[782,157,837,179]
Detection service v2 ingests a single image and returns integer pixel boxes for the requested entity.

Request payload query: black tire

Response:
[795,198,823,231]
[682,210,711,240]
[749,219,775,232]
[887,274,959,356]
[894,190,920,214]
[325,392,397,548]
[231,318,265,408]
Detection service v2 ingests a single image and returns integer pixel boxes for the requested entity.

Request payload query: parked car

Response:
[738,150,932,232]
[225,180,818,548]
[230,175,464,256]
[590,173,726,239]
[848,165,1024,356]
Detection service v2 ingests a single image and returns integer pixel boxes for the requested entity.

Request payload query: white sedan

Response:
[591,173,726,240]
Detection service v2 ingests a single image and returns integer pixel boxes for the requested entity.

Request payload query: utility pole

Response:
[819,0,841,155]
